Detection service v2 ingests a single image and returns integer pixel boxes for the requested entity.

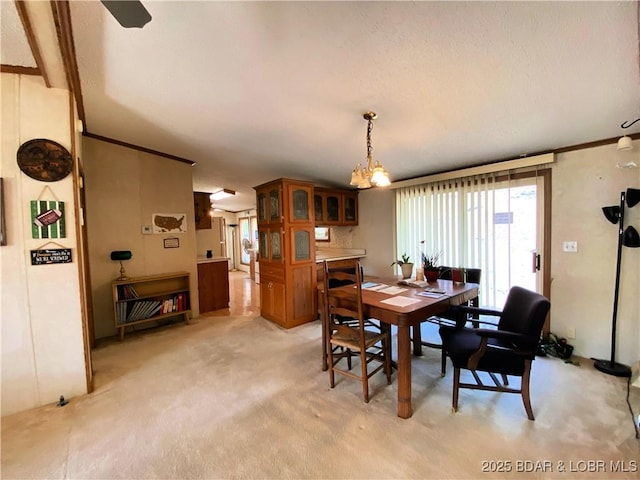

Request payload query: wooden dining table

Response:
[319,276,479,419]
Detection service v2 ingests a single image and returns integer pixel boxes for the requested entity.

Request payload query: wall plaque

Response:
[30,248,72,265]
[17,139,73,182]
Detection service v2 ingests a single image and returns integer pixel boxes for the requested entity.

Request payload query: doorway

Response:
[487,172,548,307]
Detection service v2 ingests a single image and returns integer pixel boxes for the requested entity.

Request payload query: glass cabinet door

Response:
[343,193,357,223]
[259,231,268,258]
[326,194,340,223]
[291,188,310,221]
[291,228,312,262]
[257,192,268,223]
[259,228,284,263]
[314,194,324,223]
[270,230,282,261]
[269,188,280,222]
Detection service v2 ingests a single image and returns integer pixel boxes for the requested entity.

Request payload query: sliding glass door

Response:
[486,176,544,307]
[395,170,549,308]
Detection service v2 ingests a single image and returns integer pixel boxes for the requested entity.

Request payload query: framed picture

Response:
[152,213,186,233]
[163,237,180,248]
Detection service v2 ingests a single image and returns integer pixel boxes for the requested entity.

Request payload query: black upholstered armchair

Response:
[439,286,550,420]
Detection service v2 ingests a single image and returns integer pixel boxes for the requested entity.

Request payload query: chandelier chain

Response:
[367,117,373,160]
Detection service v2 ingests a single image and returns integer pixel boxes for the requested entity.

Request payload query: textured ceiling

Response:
[1,1,36,67]
[3,1,640,212]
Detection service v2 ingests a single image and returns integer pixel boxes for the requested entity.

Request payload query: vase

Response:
[425,268,439,282]
[400,263,414,279]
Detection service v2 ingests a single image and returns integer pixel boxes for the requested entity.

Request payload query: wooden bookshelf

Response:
[111,271,191,340]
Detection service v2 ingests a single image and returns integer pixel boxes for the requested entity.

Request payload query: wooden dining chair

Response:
[415,267,482,376]
[319,261,381,371]
[323,260,392,402]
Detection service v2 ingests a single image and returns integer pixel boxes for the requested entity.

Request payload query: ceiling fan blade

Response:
[100,1,152,28]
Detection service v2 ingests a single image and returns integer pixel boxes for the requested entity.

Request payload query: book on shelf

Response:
[118,284,139,300]
[117,301,128,324]
[126,302,141,322]
[162,298,173,314]
[126,300,163,322]
[177,292,186,311]
[138,300,162,319]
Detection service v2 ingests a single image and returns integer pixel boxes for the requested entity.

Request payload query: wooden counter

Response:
[197,258,230,313]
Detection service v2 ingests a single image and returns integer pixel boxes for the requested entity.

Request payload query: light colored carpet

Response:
[2,316,639,479]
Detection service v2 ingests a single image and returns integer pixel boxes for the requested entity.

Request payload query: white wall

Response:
[1,74,87,415]
[83,137,199,339]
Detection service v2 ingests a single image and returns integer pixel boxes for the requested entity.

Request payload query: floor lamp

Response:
[594,188,640,377]
[228,224,238,271]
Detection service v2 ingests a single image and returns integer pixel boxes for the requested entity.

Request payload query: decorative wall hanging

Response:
[31,185,66,239]
[17,139,73,182]
[152,213,186,233]
[163,237,180,248]
[30,240,72,266]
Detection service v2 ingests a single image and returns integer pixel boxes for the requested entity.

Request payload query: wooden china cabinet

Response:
[314,187,358,226]
[254,178,317,328]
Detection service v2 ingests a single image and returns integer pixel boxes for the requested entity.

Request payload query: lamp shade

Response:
[602,206,620,224]
[617,136,633,151]
[623,226,640,248]
[626,188,640,208]
[110,250,132,261]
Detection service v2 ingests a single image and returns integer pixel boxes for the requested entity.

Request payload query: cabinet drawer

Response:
[259,263,285,281]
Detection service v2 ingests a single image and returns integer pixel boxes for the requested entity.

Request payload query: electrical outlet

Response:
[566,327,576,339]
[563,241,578,253]
[142,225,153,235]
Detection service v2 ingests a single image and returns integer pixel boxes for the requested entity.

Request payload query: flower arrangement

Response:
[419,241,441,270]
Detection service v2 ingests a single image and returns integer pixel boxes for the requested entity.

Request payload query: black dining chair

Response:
[416,267,482,375]
[439,286,550,420]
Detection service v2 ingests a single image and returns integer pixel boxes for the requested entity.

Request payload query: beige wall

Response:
[195,217,225,258]
[1,74,87,415]
[551,141,639,366]
[356,144,640,366]
[353,187,396,277]
[83,137,199,339]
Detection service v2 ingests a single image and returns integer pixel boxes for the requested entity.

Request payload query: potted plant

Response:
[421,250,441,282]
[391,253,414,279]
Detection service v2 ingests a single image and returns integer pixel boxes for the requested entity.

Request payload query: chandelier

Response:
[350,112,390,188]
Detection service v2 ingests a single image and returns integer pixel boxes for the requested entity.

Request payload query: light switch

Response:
[562,241,578,253]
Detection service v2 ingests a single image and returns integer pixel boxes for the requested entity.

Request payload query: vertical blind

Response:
[395,173,509,307]
[394,154,553,307]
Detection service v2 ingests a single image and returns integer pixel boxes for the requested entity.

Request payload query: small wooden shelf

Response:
[111,271,192,340]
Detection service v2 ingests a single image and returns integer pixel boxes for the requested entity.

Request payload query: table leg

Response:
[396,324,412,419]
[412,325,423,356]
[319,290,329,371]
[322,324,328,372]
